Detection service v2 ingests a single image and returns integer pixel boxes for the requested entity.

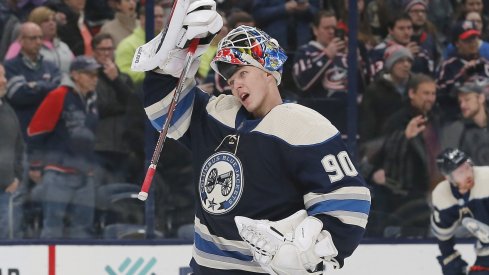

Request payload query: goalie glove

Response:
[235,210,339,275]
[131,0,223,76]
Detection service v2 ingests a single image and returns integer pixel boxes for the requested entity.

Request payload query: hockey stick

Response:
[138,38,200,201]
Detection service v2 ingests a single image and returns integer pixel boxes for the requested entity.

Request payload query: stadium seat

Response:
[96,182,162,239]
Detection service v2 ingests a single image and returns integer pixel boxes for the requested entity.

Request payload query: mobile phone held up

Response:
[335,28,345,40]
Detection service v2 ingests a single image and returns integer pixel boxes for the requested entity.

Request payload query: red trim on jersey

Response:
[27,86,69,136]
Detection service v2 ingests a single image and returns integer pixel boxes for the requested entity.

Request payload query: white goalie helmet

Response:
[210,25,288,85]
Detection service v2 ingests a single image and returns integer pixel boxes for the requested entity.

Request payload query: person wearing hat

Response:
[27,55,100,239]
[441,76,489,166]
[432,148,489,275]
[436,20,489,122]
[443,10,489,60]
[360,44,414,143]
[403,0,441,68]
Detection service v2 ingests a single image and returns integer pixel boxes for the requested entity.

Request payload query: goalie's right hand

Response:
[437,251,468,275]
[131,0,223,75]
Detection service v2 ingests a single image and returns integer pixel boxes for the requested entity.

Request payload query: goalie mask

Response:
[210,25,287,85]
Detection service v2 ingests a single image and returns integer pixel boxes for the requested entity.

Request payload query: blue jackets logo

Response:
[199,152,244,215]
[105,257,156,275]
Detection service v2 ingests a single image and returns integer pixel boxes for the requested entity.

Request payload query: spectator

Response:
[431,148,489,275]
[365,0,392,45]
[441,77,489,165]
[337,0,377,49]
[370,13,434,77]
[4,22,61,145]
[5,6,74,73]
[99,0,137,47]
[292,10,369,98]
[4,22,62,239]
[443,11,489,60]
[252,0,319,51]
[115,5,164,90]
[48,0,94,56]
[91,33,138,185]
[27,55,100,239]
[0,63,24,239]
[360,44,413,144]
[368,74,442,236]
[455,0,489,41]
[403,0,441,70]
[436,20,489,122]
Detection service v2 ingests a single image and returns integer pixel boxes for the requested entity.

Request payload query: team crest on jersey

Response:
[199,152,244,215]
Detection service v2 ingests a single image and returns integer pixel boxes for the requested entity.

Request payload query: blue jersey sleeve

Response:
[143,72,199,140]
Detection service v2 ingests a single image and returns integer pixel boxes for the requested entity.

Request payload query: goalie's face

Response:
[228,66,280,118]
[450,161,474,194]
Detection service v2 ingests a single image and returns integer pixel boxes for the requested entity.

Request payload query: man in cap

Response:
[441,76,489,165]
[432,148,489,275]
[131,1,370,274]
[27,55,100,239]
[437,20,489,122]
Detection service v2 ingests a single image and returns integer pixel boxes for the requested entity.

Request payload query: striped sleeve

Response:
[142,72,197,139]
[304,186,371,229]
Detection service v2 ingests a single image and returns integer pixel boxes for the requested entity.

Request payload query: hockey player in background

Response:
[131,1,370,274]
[432,148,489,275]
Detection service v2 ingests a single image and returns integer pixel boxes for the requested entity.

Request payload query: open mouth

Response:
[240,93,249,102]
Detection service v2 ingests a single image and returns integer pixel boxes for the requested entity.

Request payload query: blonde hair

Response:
[28,6,55,25]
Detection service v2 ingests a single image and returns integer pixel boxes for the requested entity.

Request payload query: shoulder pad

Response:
[206,94,241,129]
[431,180,458,210]
[252,103,339,146]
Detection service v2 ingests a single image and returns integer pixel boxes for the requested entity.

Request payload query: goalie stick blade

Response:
[462,217,489,243]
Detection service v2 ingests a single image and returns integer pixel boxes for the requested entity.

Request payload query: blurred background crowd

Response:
[1,0,489,241]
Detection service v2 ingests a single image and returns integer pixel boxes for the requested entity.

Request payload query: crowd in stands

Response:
[1,0,489,240]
